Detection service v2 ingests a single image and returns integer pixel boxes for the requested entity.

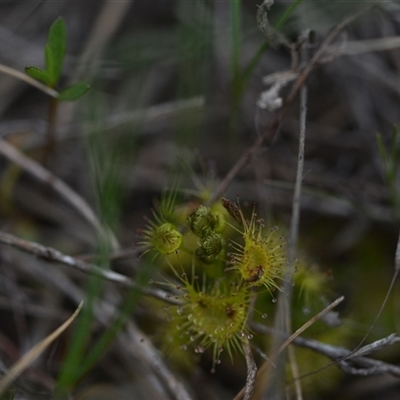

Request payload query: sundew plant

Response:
[140,190,288,372]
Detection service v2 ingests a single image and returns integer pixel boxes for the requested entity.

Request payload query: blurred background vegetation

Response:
[0,1,400,399]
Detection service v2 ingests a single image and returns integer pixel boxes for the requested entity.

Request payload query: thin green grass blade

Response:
[241,0,303,89]
[275,0,303,30]
[56,90,138,391]
[78,259,157,376]
[55,267,107,392]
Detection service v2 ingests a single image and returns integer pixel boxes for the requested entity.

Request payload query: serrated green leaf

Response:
[47,17,66,86]
[25,66,49,85]
[58,83,90,101]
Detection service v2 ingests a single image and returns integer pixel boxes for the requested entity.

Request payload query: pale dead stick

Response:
[326,36,400,56]
[242,338,257,400]
[0,63,59,98]
[0,230,178,304]
[251,325,400,378]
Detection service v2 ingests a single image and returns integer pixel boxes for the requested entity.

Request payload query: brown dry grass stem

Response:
[0,230,179,305]
[0,62,59,98]
[273,29,311,400]
[243,338,257,400]
[251,325,400,379]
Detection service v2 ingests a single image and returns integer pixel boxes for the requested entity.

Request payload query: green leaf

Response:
[24,17,67,89]
[58,83,90,101]
[47,17,67,85]
[25,66,49,85]
[44,44,56,87]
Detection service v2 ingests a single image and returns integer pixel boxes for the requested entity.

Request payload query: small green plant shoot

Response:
[25,17,89,101]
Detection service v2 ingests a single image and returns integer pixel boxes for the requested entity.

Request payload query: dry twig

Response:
[0,63,59,98]
[270,29,311,400]
[252,323,400,379]
[0,230,180,305]
[243,339,257,400]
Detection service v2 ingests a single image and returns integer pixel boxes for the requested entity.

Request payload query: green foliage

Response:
[0,384,15,400]
[46,17,67,86]
[58,83,90,101]
[24,65,48,84]
[25,17,89,101]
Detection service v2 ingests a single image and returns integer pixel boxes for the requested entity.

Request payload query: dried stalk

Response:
[252,323,400,379]
[0,230,179,305]
[0,63,58,98]
[243,339,257,400]
[268,29,310,400]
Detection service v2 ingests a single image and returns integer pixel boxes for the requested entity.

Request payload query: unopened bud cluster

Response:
[187,205,225,263]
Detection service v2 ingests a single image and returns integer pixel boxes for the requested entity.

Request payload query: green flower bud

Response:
[195,232,224,263]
